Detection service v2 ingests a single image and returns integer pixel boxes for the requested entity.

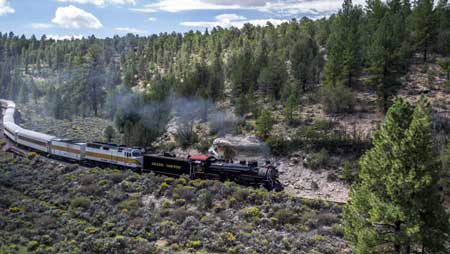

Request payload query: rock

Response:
[211,134,269,159]
[290,157,299,164]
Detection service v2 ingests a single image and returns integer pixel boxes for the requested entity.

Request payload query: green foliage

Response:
[70,196,90,209]
[256,109,274,139]
[175,122,199,149]
[103,125,116,143]
[439,58,450,80]
[266,135,290,156]
[319,84,354,114]
[344,98,450,253]
[118,197,140,210]
[342,160,354,183]
[305,148,330,170]
[273,208,299,225]
[27,240,39,250]
[186,240,202,249]
[241,207,260,222]
[284,94,297,126]
[324,0,363,87]
[410,0,436,62]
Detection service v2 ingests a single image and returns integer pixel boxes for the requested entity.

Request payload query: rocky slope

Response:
[0,150,347,254]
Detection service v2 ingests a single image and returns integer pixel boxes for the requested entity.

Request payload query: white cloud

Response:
[57,0,136,6]
[128,7,158,13]
[31,23,54,29]
[129,7,156,13]
[148,17,157,21]
[115,27,147,34]
[47,34,85,40]
[181,13,287,28]
[0,0,14,16]
[138,0,366,16]
[52,5,103,29]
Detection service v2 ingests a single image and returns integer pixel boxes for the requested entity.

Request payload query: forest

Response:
[0,0,447,147]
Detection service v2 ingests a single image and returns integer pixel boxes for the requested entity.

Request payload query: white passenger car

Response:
[85,142,142,169]
[50,139,86,161]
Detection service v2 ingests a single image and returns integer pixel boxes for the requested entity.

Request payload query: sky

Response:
[0,0,365,39]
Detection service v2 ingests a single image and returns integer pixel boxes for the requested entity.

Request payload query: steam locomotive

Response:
[0,99,281,191]
[144,153,282,190]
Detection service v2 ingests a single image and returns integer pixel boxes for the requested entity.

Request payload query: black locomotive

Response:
[143,153,282,191]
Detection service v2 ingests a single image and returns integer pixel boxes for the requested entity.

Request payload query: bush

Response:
[70,196,90,209]
[186,240,202,249]
[273,208,299,225]
[319,84,354,114]
[313,117,335,130]
[27,152,38,159]
[305,149,330,170]
[118,197,140,210]
[444,80,450,93]
[266,135,290,156]
[175,123,198,148]
[241,207,260,222]
[342,161,353,183]
[27,240,39,251]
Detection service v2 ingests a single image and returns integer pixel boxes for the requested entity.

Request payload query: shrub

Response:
[171,207,195,223]
[175,123,198,148]
[273,208,299,225]
[233,188,250,202]
[186,240,202,249]
[305,148,330,170]
[70,196,90,209]
[331,223,344,237]
[175,198,186,206]
[27,152,38,159]
[313,117,335,130]
[27,240,39,250]
[198,190,213,209]
[311,234,325,242]
[266,135,290,156]
[342,161,353,183]
[8,207,21,213]
[241,207,260,222]
[319,84,354,114]
[444,80,450,92]
[195,138,212,153]
[118,197,140,210]
[224,232,236,243]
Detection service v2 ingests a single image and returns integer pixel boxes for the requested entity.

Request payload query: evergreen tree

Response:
[284,94,296,126]
[411,0,436,62]
[256,109,274,139]
[344,98,449,253]
[324,0,363,87]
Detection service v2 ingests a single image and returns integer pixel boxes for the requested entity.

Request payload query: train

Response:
[0,99,281,190]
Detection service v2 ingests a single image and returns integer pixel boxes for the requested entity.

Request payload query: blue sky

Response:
[0,0,362,39]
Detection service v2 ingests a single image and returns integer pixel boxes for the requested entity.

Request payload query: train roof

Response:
[87,142,140,151]
[18,128,56,142]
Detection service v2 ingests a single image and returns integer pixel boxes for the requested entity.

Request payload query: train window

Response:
[132,151,141,157]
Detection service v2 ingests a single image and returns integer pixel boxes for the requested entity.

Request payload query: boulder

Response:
[211,134,269,159]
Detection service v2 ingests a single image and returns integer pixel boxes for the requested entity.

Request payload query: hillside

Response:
[0,150,346,253]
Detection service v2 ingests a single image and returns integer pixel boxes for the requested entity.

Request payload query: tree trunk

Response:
[394,220,401,253]
[423,48,427,63]
[348,71,352,87]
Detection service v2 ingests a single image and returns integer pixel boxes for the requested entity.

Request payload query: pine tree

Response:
[256,109,274,139]
[324,0,363,87]
[284,94,296,126]
[411,0,436,62]
[344,98,449,253]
